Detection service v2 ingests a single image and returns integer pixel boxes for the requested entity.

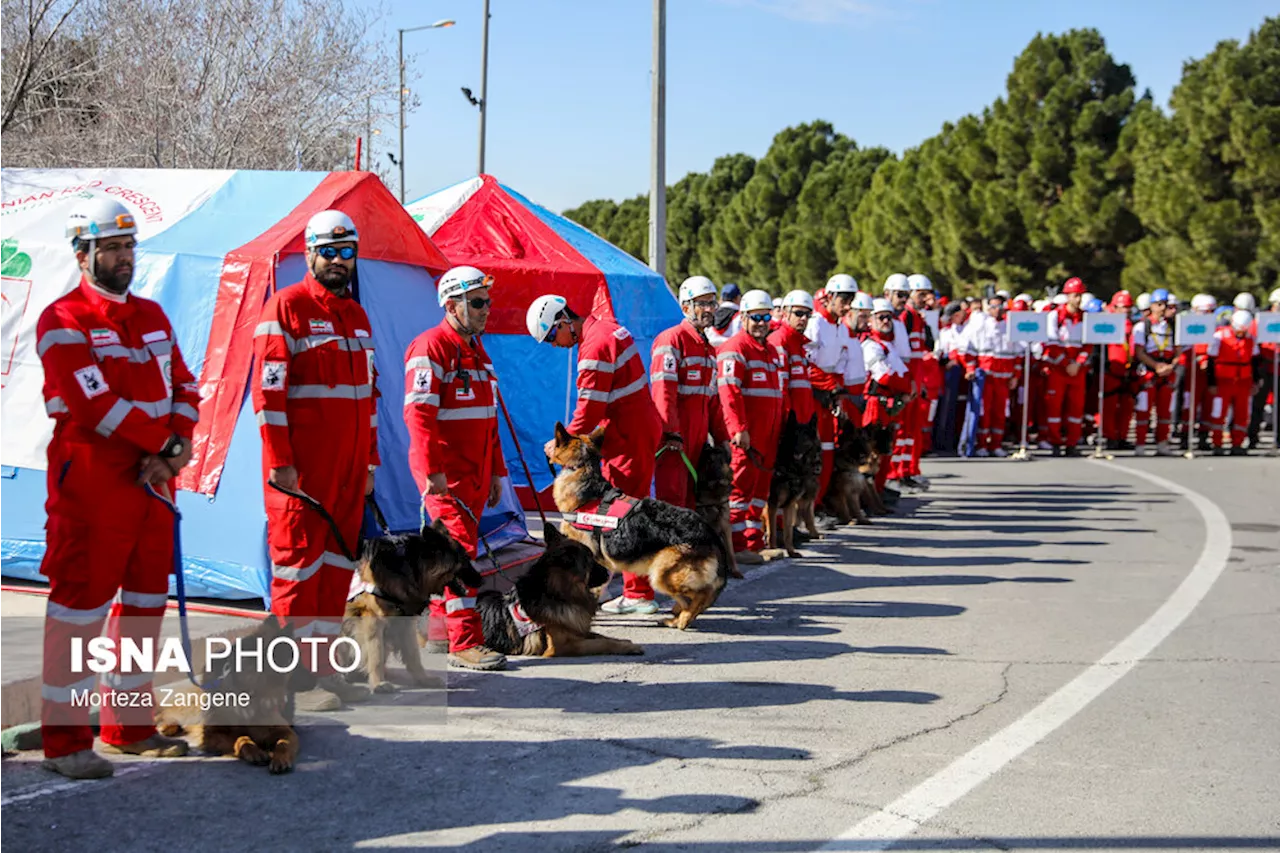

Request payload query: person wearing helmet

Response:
[252,209,380,707]
[1101,291,1138,450]
[1041,277,1092,456]
[1249,290,1280,448]
[35,197,201,778]
[1181,292,1217,450]
[1205,310,1262,455]
[402,266,509,669]
[861,299,913,495]
[644,276,725,595]
[707,283,743,347]
[1234,292,1257,313]
[717,289,785,562]
[769,290,818,426]
[1129,288,1180,456]
[804,274,862,508]
[771,297,784,329]
[530,293,664,592]
[884,275,930,488]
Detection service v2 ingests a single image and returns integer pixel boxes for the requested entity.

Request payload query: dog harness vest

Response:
[508,599,542,637]
[563,495,637,532]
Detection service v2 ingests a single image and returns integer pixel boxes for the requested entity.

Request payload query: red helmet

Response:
[1062,277,1086,295]
[937,295,950,307]
[1011,298,1031,311]
[1111,290,1133,308]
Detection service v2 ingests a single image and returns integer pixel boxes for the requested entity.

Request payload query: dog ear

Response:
[554,422,571,447]
[430,518,451,537]
[588,560,610,589]
[456,559,484,590]
[543,523,564,547]
[807,412,818,428]
[588,424,606,449]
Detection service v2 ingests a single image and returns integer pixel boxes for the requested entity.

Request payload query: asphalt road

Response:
[2,454,1277,852]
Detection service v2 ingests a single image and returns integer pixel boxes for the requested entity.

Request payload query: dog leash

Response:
[143,482,223,691]
[654,444,699,485]
[421,494,519,588]
[494,386,549,529]
[267,480,358,564]
[745,447,774,473]
[366,493,392,537]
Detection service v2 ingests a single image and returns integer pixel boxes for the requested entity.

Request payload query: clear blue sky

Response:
[378,0,1275,214]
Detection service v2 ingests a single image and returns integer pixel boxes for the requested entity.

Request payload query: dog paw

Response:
[237,743,270,766]
[268,755,294,775]
[371,681,400,694]
[624,643,645,655]
[787,549,801,558]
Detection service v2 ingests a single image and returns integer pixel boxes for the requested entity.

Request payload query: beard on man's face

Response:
[315,262,351,290]
[96,260,134,293]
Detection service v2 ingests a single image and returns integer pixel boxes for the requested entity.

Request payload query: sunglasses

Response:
[543,315,566,344]
[746,312,772,323]
[790,308,812,319]
[465,296,491,310]
[316,246,356,260]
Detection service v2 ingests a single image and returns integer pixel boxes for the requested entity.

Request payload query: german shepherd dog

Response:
[549,423,729,630]
[693,440,742,579]
[157,616,316,774]
[477,524,644,657]
[823,413,873,525]
[340,520,483,693]
[766,411,822,556]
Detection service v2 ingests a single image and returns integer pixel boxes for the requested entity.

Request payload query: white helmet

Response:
[740,289,773,313]
[825,274,859,295]
[437,265,493,307]
[1233,292,1256,312]
[1231,309,1253,332]
[1271,287,1280,305]
[1136,292,1151,311]
[526,294,568,342]
[305,210,358,247]
[1033,299,1050,312]
[678,275,717,303]
[1016,292,1034,304]
[65,198,137,244]
[1190,293,1216,313]
[781,290,815,310]
[871,297,894,314]
[851,292,875,311]
[1082,291,1096,306]
[907,273,933,292]
[996,289,1011,300]
[884,273,909,293]
[772,297,782,308]
[1052,294,1068,305]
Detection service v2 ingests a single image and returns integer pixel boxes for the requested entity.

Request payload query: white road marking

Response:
[1,761,165,806]
[817,462,1233,851]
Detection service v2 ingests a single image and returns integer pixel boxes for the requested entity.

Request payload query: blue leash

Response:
[145,482,223,691]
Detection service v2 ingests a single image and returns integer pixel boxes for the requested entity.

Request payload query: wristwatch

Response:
[160,435,186,459]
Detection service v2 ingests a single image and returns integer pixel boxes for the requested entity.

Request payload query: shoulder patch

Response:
[141,329,168,344]
[309,319,335,335]
[262,360,287,391]
[613,326,631,341]
[74,365,108,398]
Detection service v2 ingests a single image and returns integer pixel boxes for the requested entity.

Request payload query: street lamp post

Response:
[398,18,455,203]
[477,0,490,175]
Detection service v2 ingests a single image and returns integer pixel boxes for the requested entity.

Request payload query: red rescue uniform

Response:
[253,274,379,673]
[38,277,200,758]
[768,322,817,426]
[569,313,662,598]
[650,319,718,510]
[716,330,784,552]
[1043,306,1092,448]
[1207,327,1259,450]
[404,319,507,652]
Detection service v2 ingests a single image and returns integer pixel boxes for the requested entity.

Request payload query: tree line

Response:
[565,19,1280,303]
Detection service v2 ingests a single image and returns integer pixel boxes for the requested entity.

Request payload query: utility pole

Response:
[478,0,491,175]
[398,30,406,201]
[648,0,666,277]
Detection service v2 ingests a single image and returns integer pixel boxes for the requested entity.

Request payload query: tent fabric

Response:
[406,175,683,496]
[1,168,525,602]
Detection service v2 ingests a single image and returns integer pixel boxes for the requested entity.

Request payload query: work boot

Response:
[1230,446,1248,456]
[600,595,659,615]
[1051,446,1064,457]
[447,645,507,671]
[734,549,765,565]
[993,447,1008,458]
[1064,446,1082,458]
[42,749,114,779]
[318,675,372,704]
[294,688,343,712]
[1155,441,1176,457]
[1133,444,1147,457]
[100,732,189,758]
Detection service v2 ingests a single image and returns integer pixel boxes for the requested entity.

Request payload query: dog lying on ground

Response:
[157,616,315,774]
[549,423,729,630]
[693,440,742,579]
[477,524,643,657]
[766,411,822,556]
[339,520,483,693]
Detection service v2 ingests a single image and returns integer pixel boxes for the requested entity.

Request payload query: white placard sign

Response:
[1006,311,1049,344]
[1256,313,1280,345]
[921,309,940,341]
[1175,313,1217,346]
[1083,312,1127,345]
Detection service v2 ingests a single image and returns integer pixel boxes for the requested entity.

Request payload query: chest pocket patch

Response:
[752,370,767,383]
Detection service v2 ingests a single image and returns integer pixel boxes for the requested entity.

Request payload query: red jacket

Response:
[37,277,200,505]
[768,322,816,424]
[716,329,784,447]
[899,305,928,375]
[568,313,661,466]
[650,319,717,446]
[403,319,507,492]
[1207,328,1259,386]
[252,274,379,474]
[1105,316,1136,374]
[1045,306,1091,370]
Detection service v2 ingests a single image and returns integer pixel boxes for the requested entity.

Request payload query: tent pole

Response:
[648,0,666,277]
